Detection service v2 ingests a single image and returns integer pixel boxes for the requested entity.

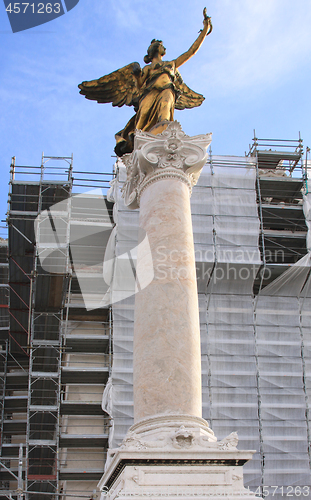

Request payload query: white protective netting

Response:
[102,164,135,447]
[105,156,311,492]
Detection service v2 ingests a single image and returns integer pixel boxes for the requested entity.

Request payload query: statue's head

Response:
[144,39,166,64]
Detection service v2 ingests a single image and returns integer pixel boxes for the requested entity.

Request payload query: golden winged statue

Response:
[78,8,212,157]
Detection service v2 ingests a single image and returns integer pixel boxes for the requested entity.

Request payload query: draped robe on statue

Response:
[78,60,204,157]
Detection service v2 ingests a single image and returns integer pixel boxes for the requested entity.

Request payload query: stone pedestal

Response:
[98,415,257,500]
[98,122,260,500]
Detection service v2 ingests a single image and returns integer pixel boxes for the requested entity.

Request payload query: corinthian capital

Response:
[121,121,212,209]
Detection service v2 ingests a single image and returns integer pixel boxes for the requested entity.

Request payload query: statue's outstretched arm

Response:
[175,8,212,68]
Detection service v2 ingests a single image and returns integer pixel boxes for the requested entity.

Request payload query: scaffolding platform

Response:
[1,155,114,500]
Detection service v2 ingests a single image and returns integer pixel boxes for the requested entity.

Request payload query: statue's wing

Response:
[78,62,141,109]
[175,81,205,110]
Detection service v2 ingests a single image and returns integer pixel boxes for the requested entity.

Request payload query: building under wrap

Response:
[1,135,311,500]
[104,136,311,499]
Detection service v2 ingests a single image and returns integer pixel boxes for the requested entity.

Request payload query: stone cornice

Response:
[121,121,212,209]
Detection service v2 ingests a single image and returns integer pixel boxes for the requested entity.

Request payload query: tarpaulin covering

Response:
[105,156,311,493]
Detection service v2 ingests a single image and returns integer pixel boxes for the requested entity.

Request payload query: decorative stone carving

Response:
[121,121,212,209]
[99,414,258,500]
[233,474,243,481]
[172,425,195,449]
[115,416,240,453]
[216,432,239,450]
[104,415,242,472]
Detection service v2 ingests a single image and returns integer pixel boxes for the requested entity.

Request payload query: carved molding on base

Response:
[98,414,260,500]
[121,121,212,209]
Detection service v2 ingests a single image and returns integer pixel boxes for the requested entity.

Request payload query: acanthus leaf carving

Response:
[121,121,212,209]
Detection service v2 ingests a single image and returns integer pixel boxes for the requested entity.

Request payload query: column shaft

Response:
[133,178,202,422]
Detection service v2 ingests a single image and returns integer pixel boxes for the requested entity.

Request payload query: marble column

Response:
[98,122,260,500]
[122,121,210,422]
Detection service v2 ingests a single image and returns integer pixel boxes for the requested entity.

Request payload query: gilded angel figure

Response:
[78,8,212,157]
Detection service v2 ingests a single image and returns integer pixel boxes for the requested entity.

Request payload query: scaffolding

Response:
[0,238,9,478]
[249,132,307,294]
[0,155,115,500]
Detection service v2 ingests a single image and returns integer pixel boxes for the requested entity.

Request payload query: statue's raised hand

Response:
[203,7,212,34]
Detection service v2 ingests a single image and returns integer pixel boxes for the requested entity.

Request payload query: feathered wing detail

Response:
[78,62,141,109]
[174,80,205,110]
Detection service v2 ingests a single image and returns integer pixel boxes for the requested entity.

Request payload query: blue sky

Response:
[1,0,311,231]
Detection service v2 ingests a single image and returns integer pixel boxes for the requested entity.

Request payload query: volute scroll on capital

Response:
[121,121,212,209]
